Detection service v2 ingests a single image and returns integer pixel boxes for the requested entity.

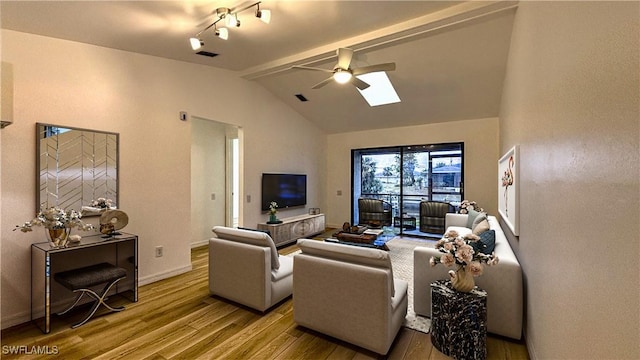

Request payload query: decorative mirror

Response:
[36,123,119,216]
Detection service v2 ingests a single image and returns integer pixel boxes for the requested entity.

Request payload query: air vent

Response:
[295,94,308,102]
[196,51,219,58]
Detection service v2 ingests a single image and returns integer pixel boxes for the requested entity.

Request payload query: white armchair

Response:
[293,239,408,355]
[209,226,293,312]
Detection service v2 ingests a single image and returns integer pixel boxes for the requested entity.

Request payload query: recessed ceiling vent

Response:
[295,94,308,102]
[196,51,219,58]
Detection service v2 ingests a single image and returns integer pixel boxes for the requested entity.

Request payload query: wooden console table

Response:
[31,232,138,333]
[258,213,325,247]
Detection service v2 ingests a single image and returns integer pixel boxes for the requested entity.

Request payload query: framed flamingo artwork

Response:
[498,145,519,236]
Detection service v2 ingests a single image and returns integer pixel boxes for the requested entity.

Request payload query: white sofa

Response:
[414,213,523,339]
[293,239,408,355]
[209,226,293,312]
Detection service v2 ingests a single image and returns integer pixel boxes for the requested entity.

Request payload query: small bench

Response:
[54,262,127,328]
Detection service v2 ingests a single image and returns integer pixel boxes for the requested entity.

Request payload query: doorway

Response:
[191,118,241,246]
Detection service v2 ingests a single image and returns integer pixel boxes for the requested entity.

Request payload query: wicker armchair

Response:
[357,198,393,227]
[419,201,455,234]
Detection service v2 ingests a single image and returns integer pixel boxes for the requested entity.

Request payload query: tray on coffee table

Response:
[329,231,389,251]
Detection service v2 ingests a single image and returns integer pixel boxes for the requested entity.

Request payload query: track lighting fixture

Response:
[225,13,239,27]
[215,27,229,40]
[256,4,271,24]
[189,1,270,50]
[190,37,204,51]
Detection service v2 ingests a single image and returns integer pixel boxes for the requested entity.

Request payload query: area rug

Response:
[385,237,434,334]
[286,235,435,333]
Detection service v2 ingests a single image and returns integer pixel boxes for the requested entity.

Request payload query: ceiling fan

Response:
[292,48,396,90]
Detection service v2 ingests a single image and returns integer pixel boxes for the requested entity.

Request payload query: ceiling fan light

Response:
[190,37,203,50]
[257,9,271,24]
[216,27,229,40]
[333,70,352,84]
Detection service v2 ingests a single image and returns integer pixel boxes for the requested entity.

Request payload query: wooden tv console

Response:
[258,213,325,247]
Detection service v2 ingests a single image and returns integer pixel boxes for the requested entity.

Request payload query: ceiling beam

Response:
[239,1,518,81]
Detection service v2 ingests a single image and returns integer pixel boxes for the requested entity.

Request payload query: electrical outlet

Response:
[155,246,163,257]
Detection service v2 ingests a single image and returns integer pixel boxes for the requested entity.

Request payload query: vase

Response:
[47,228,70,248]
[448,266,475,292]
[269,214,277,223]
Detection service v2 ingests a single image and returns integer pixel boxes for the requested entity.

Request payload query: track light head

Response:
[190,37,204,50]
[256,5,271,24]
[225,13,239,27]
[215,28,229,40]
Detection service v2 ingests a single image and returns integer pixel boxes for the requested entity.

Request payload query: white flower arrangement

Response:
[269,201,278,215]
[90,197,115,209]
[14,207,95,232]
[458,200,484,214]
[429,230,499,277]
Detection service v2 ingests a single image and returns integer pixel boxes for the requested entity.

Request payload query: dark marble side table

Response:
[430,280,487,360]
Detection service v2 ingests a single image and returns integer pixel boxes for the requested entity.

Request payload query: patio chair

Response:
[419,201,455,234]
[358,198,393,227]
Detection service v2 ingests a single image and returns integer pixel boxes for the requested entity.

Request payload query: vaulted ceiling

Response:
[1,1,517,133]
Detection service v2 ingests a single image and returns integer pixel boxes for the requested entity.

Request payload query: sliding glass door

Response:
[352,142,464,238]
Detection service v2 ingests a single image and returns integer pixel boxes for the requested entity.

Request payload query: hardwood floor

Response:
[1,241,529,359]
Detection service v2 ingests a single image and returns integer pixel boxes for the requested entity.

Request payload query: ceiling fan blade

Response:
[312,77,335,89]
[292,65,334,73]
[337,48,354,70]
[351,76,370,90]
[352,62,396,76]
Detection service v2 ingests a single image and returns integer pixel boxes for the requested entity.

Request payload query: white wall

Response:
[499,2,639,359]
[325,117,499,228]
[0,29,326,328]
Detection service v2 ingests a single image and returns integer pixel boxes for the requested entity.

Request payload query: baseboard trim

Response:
[2,264,195,330]
[2,311,30,330]
[524,329,536,360]
[138,264,192,286]
[326,223,343,230]
[191,239,209,249]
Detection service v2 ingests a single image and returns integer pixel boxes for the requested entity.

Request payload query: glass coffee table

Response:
[328,228,389,250]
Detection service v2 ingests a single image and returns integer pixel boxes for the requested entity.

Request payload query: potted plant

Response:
[268,201,279,223]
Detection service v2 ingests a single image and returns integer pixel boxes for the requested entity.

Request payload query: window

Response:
[352,142,464,237]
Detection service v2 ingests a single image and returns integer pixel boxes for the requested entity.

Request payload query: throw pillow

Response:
[472,219,490,235]
[466,209,481,228]
[470,229,496,254]
[471,213,487,229]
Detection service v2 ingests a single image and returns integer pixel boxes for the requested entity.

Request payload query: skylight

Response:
[356,72,401,107]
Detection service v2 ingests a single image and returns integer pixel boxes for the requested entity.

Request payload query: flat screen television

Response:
[261,173,307,211]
